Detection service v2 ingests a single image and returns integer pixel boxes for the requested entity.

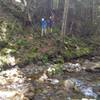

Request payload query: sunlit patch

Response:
[77,0,81,2]
[0,48,16,67]
[0,54,16,67]
[38,72,48,82]
[7,54,16,66]
[0,67,34,99]
[15,0,21,3]
[0,21,7,41]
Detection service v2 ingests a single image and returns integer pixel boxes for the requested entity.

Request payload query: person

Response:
[48,16,53,33]
[41,17,47,36]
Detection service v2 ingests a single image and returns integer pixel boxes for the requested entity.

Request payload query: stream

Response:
[0,57,100,100]
[30,72,100,100]
[24,57,100,100]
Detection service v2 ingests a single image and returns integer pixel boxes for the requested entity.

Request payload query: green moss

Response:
[27,48,38,59]
[52,27,60,33]
[64,36,93,59]
[64,49,75,58]
[55,56,64,64]
[42,54,49,64]
[75,47,90,57]
[16,39,29,46]
[47,64,63,76]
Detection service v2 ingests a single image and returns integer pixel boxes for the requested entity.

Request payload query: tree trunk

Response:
[59,0,69,54]
[92,0,95,23]
[61,0,69,40]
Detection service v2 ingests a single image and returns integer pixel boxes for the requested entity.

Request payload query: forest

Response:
[0,0,100,100]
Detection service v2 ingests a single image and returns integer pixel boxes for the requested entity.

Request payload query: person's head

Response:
[50,16,52,19]
[42,18,45,21]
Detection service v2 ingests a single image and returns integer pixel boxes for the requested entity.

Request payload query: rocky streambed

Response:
[21,58,100,100]
[0,57,100,100]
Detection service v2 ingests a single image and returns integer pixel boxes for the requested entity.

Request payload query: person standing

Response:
[41,17,47,36]
[48,16,53,33]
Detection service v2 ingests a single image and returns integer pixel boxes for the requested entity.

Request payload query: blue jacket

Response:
[41,20,47,29]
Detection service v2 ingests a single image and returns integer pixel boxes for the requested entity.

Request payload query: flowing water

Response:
[29,58,100,100]
[31,73,100,100]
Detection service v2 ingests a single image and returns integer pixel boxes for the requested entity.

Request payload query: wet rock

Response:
[82,87,97,98]
[74,79,97,98]
[38,72,48,82]
[21,64,47,77]
[81,60,100,73]
[82,60,100,69]
[0,67,34,100]
[64,79,97,98]
[42,89,48,94]
[66,97,71,100]
[63,63,82,72]
[85,68,100,73]
[47,79,59,85]
[56,90,64,95]
[83,60,95,68]
[0,90,26,100]
[38,71,60,85]
[64,79,74,92]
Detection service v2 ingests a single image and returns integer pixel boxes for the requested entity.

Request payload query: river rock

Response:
[47,79,59,85]
[64,79,74,92]
[21,64,46,76]
[64,78,97,98]
[0,90,26,100]
[38,72,48,82]
[63,63,82,72]
[0,67,34,100]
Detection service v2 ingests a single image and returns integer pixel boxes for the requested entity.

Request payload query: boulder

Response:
[0,67,34,100]
[64,79,74,92]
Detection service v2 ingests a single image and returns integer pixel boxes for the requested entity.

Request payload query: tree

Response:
[61,0,69,40]
[0,0,27,22]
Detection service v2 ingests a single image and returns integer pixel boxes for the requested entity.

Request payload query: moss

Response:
[16,39,29,46]
[64,36,93,59]
[55,56,64,64]
[47,64,63,76]
[52,26,60,33]
[75,47,91,57]
[64,49,75,59]
[42,54,49,64]
[27,48,38,59]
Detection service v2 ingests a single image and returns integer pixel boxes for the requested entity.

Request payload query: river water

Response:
[29,58,100,100]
